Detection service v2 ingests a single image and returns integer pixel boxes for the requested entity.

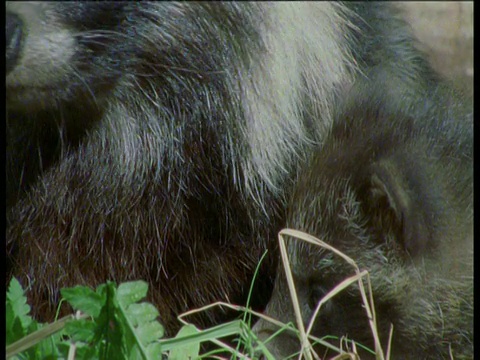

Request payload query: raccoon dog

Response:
[6,2,453,335]
[253,80,473,359]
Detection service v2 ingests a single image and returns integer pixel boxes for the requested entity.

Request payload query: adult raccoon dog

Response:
[7,2,448,335]
[253,81,473,359]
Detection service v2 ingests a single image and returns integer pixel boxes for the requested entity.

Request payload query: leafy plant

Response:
[6,279,165,359]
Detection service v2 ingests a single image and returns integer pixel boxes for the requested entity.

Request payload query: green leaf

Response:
[6,302,22,345]
[94,282,125,359]
[61,285,105,318]
[145,342,163,359]
[168,324,201,360]
[117,281,149,308]
[125,303,159,328]
[6,280,171,360]
[115,281,167,359]
[135,322,165,346]
[64,319,97,343]
[6,277,33,331]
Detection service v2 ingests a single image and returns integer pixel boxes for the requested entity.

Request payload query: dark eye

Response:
[308,282,328,311]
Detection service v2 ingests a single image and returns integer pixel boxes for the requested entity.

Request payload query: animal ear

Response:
[366,158,433,257]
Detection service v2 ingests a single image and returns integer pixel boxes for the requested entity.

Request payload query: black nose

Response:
[6,12,24,74]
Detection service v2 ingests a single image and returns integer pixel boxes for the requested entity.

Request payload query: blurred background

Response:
[398,2,473,94]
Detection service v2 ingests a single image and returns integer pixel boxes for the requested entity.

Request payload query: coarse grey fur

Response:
[6,1,451,337]
[253,80,473,359]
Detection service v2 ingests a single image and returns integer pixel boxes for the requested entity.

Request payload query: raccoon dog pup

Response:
[7,2,448,335]
[253,81,473,359]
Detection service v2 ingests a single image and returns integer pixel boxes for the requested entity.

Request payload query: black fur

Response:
[6,2,469,343]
